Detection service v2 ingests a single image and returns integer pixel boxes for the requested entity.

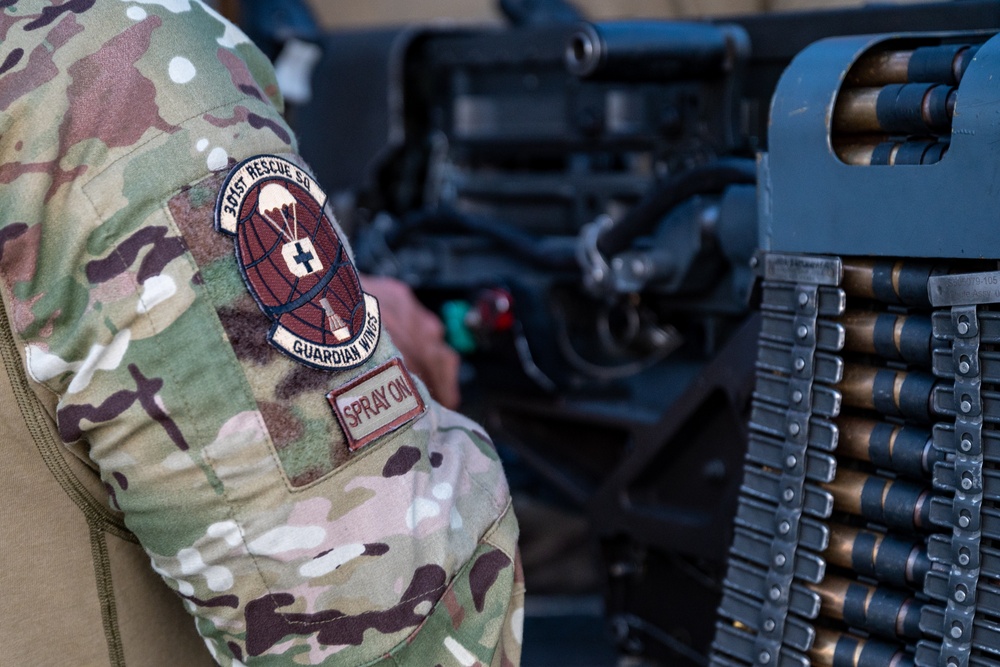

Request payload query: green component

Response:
[442,300,476,354]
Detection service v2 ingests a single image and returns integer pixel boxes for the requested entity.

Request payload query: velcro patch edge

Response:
[327,358,426,452]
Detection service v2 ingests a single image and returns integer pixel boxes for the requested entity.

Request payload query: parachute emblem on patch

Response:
[215,155,381,371]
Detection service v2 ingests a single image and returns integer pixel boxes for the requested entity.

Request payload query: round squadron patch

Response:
[215,155,381,371]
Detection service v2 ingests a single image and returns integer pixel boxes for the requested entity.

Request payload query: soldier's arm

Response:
[0,2,522,664]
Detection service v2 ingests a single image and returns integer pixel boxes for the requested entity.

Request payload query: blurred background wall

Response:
[303,0,939,28]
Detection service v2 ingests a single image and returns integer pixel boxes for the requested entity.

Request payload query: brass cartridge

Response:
[835,139,883,166]
[840,311,933,366]
[837,415,933,479]
[825,523,930,588]
[823,468,931,532]
[839,364,936,423]
[835,139,948,166]
[834,88,882,133]
[808,574,921,639]
[809,627,914,667]
[834,84,954,135]
[841,258,940,307]
[847,49,913,86]
[846,44,979,87]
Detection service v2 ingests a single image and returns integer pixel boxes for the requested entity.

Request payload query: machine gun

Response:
[291,2,1000,665]
[713,25,1000,667]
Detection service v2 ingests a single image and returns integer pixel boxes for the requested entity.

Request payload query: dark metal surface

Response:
[522,596,621,667]
[762,31,1000,258]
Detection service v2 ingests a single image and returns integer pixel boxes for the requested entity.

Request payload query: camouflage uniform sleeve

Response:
[0,2,523,665]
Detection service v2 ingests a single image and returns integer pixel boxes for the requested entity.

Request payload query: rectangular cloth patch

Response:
[327,358,426,452]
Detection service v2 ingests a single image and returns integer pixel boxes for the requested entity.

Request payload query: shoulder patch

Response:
[215,155,380,371]
[327,358,427,452]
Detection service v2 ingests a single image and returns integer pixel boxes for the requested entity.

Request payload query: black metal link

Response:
[713,255,850,667]
[750,282,819,667]
[937,305,984,667]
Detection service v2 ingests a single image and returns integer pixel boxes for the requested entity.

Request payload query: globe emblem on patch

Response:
[215,155,381,370]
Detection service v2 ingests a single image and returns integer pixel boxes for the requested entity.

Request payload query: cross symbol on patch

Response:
[281,237,324,277]
[293,242,315,272]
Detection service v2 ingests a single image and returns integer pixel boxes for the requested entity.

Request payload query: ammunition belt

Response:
[712,254,1000,667]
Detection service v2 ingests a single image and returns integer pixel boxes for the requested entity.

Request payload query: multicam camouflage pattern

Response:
[0,2,523,665]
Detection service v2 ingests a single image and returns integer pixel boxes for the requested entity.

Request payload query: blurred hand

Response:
[360,274,461,410]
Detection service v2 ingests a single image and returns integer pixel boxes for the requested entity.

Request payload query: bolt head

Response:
[962,477,974,490]
[959,553,971,566]
[951,623,964,639]
[763,619,776,632]
[961,439,973,452]
[958,321,970,335]
[960,361,971,374]
[956,589,967,603]
[759,650,771,664]
[797,325,808,339]
[774,553,786,567]
[961,400,973,413]
[798,293,809,307]
[779,521,790,535]
[792,390,803,404]
[769,586,781,601]
[786,455,797,468]
[794,357,806,371]
[789,422,801,436]
[783,488,795,502]
[960,516,971,528]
